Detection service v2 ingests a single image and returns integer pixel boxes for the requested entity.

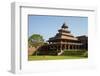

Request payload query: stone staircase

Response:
[58,50,64,56]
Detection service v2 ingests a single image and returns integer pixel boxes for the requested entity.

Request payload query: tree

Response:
[29,34,44,42]
[28,34,44,48]
[28,34,44,55]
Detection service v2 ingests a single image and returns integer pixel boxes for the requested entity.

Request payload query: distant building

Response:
[76,35,88,50]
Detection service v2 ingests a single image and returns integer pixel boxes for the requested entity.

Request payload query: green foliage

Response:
[83,51,88,57]
[28,34,44,42]
[62,50,87,56]
[28,34,44,48]
[37,50,57,56]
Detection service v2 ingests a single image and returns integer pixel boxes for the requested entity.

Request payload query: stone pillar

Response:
[79,45,81,49]
[72,45,74,50]
[68,45,70,50]
[57,45,58,51]
[75,45,76,50]
[52,45,54,49]
[77,45,78,50]
[60,44,62,51]
[74,45,75,50]
[80,45,82,49]
[75,45,77,50]
[66,45,68,50]
[76,45,77,50]
[73,45,74,50]
[64,44,66,50]
[77,45,79,50]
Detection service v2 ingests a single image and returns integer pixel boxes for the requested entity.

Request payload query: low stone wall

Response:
[28,47,36,56]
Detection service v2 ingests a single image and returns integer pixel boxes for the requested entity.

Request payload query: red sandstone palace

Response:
[38,23,88,55]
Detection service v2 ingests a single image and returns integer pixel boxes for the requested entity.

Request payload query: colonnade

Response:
[49,43,82,51]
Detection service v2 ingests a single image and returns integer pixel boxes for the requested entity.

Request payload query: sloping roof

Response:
[76,35,88,38]
[48,36,78,42]
[48,22,78,42]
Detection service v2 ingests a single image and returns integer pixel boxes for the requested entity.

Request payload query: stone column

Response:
[75,45,76,50]
[76,45,77,50]
[68,45,70,50]
[72,45,74,50]
[60,44,62,51]
[75,45,77,50]
[57,45,58,51]
[66,45,68,50]
[77,45,78,50]
[73,45,74,50]
[64,44,66,50]
[77,45,79,50]
[79,45,81,49]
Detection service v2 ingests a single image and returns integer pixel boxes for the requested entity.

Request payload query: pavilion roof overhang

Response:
[58,29,70,33]
[48,37,79,42]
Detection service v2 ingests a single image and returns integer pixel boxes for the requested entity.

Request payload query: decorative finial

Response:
[61,22,68,28]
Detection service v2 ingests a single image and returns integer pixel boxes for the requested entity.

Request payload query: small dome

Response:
[61,23,68,28]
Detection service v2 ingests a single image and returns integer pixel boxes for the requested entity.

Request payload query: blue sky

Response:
[28,15,88,41]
